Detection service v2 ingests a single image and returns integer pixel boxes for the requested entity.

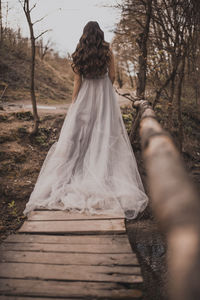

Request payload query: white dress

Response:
[23,72,149,219]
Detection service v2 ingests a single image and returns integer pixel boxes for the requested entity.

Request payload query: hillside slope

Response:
[0,46,73,104]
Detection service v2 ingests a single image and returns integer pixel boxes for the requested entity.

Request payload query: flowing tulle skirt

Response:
[23,73,149,219]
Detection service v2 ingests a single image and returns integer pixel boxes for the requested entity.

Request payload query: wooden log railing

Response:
[117,89,200,300]
[133,99,200,300]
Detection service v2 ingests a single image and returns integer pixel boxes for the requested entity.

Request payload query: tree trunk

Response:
[177,55,186,152]
[0,0,3,45]
[136,0,152,98]
[129,0,152,144]
[153,68,177,109]
[167,75,176,130]
[23,0,39,135]
[125,61,134,88]
[194,82,199,107]
[30,31,39,134]
[116,64,123,88]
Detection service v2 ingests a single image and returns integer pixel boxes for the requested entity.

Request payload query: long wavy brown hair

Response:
[71,21,111,78]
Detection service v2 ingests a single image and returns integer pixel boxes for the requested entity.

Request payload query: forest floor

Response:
[0,97,199,300]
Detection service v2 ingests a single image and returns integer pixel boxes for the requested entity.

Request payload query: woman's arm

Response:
[108,48,115,85]
[71,71,82,104]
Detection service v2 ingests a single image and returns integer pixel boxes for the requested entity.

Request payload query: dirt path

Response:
[1,93,131,116]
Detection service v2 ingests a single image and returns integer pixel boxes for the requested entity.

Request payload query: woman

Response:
[23,21,149,219]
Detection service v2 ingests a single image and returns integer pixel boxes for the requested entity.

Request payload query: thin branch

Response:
[115,88,138,103]
[135,18,145,29]
[30,3,36,13]
[0,84,8,100]
[35,29,50,40]
[17,0,24,8]
[33,14,48,26]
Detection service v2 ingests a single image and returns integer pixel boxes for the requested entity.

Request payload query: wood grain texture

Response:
[0,279,143,299]
[0,250,139,266]
[4,233,129,244]
[28,210,125,221]
[0,262,142,283]
[0,242,132,253]
[0,211,143,299]
[18,219,126,234]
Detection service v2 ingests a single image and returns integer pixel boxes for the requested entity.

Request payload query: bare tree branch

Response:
[33,14,48,26]
[115,88,137,103]
[29,3,36,13]
[35,29,50,40]
[135,18,145,29]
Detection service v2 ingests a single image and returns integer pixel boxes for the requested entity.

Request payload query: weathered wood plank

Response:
[28,210,125,221]
[0,263,142,283]
[0,242,133,253]
[18,219,126,234]
[0,250,139,266]
[4,233,129,245]
[0,279,143,299]
[0,212,143,298]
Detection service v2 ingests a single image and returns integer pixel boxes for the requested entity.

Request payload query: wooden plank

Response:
[0,250,139,266]
[0,262,142,283]
[18,219,126,234]
[0,279,143,299]
[28,210,125,221]
[4,233,129,245]
[0,211,143,299]
[0,242,133,253]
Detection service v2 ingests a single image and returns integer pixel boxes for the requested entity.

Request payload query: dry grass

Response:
[0,45,73,104]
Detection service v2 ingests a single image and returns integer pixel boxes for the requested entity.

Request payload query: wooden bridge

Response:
[0,98,200,300]
[0,210,143,299]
